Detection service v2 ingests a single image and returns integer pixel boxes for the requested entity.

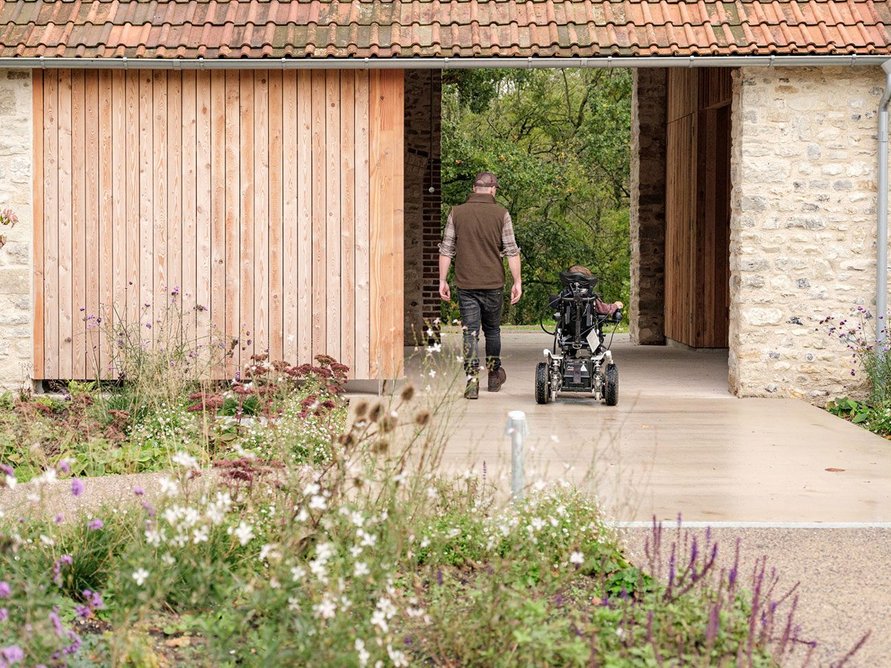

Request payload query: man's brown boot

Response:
[464,375,479,399]
[488,367,507,392]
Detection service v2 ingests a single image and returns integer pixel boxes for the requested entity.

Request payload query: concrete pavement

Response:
[409,330,891,524]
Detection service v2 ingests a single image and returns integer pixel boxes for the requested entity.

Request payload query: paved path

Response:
[411,331,891,524]
[405,330,891,665]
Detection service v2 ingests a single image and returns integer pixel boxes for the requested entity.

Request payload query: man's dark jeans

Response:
[458,288,503,376]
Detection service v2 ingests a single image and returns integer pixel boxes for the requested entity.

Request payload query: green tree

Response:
[441,68,632,325]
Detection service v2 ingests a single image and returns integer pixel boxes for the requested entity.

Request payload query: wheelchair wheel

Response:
[535,362,550,404]
[604,364,619,406]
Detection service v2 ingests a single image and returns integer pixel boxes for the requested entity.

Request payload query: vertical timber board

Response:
[167,73,183,324]
[111,71,127,370]
[340,72,356,374]
[239,71,255,365]
[32,70,45,380]
[43,71,59,380]
[210,72,227,376]
[98,71,114,378]
[153,71,168,336]
[71,71,86,379]
[354,71,371,379]
[59,70,75,379]
[268,70,284,363]
[325,71,342,363]
[125,71,141,332]
[194,71,211,352]
[369,70,404,379]
[253,71,269,358]
[296,71,313,364]
[224,70,241,376]
[282,71,299,364]
[111,70,127,364]
[84,71,100,378]
[182,70,199,342]
[310,71,327,360]
[138,72,154,339]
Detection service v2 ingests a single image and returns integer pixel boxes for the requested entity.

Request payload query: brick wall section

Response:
[403,69,442,345]
[0,70,32,390]
[729,66,885,399]
[630,68,667,345]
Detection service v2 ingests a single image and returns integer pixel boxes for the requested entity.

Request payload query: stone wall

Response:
[0,70,32,391]
[403,69,442,345]
[729,66,886,400]
[630,68,667,345]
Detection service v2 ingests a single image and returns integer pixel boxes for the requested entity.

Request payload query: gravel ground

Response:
[621,526,891,667]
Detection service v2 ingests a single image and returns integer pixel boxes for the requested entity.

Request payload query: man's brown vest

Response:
[452,193,509,290]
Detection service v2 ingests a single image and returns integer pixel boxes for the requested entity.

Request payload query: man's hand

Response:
[439,279,451,301]
[510,282,522,305]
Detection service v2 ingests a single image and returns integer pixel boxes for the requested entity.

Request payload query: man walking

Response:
[438,172,522,399]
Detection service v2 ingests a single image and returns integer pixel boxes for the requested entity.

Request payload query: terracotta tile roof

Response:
[1,1,889,60]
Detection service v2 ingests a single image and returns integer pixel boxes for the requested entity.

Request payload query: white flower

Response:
[309,495,327,511]
[428,369,437,378]
[313,594,337,620]
[192,526,209,544]
[303,482,321,497]
[39,534,55,547]
[354,561,370,577]
[569,551,584,565]
[356,639,370,668]
[259,543,281,562]
[34,469,57,486]
[132,568,150,586]
[350,511,364,528]
[4,474,16,489]
[295,508,309,523]
[290,565,306,582]
[172,451,199,470]
[145,529,162,547]
[161,553,176,566]
[230,521,254,546]
[158,476,179,497]
[387,644,409,668]
[425,342,441,354]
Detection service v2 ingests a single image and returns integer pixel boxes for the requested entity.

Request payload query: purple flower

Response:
[87,519,103,531]
[132,486,144,496]
[53,555,73,585]
[0,608,7,622]
[0,645,24,664]
[57,459,71,474]
[70,479,84,497]
[0,465,12,477]
[54,514,64,524]
[83,589,103,610]
[49,609,64,636]
[0,582,10,599]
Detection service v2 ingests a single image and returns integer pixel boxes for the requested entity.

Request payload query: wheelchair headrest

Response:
[559,271,598,290]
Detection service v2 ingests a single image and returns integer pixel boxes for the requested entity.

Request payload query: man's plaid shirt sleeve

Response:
[501,212,520,257]
[438,212,457,258]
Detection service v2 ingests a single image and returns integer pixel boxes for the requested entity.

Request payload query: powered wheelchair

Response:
[534,270,622,406]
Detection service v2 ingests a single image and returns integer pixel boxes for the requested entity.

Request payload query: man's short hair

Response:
[473,172,499,189]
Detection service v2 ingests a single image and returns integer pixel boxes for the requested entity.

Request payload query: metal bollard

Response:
[505,410,528,501]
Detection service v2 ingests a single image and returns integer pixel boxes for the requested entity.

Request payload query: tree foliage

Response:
[441,68,632,325]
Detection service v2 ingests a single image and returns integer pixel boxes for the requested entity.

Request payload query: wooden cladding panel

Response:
[665,69,731,348]
[33,69,403,381]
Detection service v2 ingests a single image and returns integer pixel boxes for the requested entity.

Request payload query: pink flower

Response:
[87,519,103,531]
[70,479,84,497]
